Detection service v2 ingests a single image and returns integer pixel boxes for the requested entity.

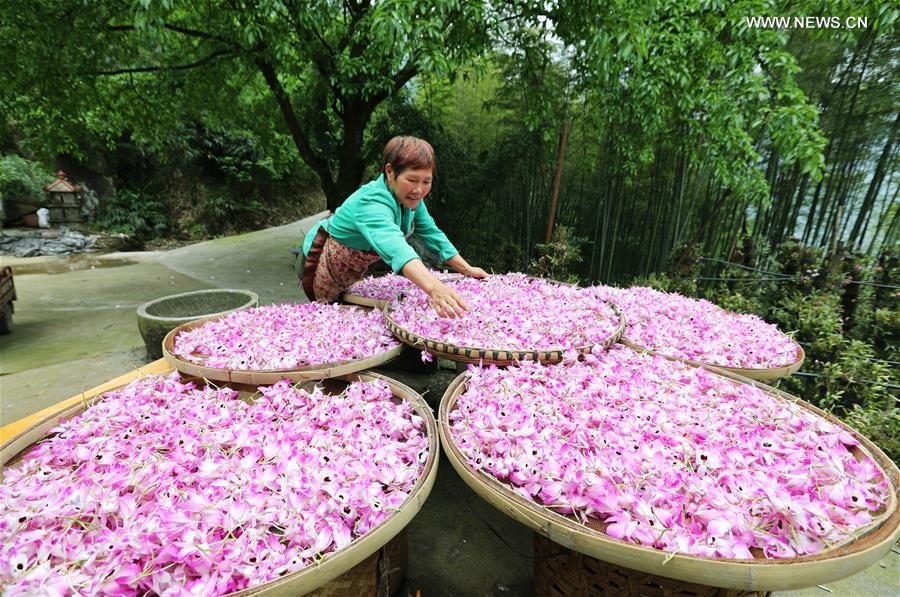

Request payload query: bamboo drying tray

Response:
[384,300,625,366]
[532,532,771,597]
[1,366,439,596]
[341,273,465,310]
[438,366,900,592]
[339,292,387,309]
[162,308,403,384]
[620,338,806,381]
[306,530,407,597]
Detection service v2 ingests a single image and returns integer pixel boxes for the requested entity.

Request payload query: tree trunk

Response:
[786,173,810,241]
[754,149,779,241]
[848,112,899,248]
[830,204,844,257]
[802,176,823,244]
[831,153,866,245]
[545,120,571,244]
[769,163,800,246]
[255,59,334,199]
[880,198,900,253]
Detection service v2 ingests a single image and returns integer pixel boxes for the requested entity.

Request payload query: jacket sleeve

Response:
[355,195,421,273]
[414,201,459,263]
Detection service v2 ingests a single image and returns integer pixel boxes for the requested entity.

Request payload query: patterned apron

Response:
[301,216,415,303]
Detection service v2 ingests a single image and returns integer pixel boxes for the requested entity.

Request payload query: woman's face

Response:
[386,165,433,210]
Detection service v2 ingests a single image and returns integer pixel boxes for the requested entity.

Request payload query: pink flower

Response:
[173,303,400,370]
[447,345,889,559]
[588,285,802,369]
[347,270,460,302]
[0,373,429,594]
[389,274,621,355]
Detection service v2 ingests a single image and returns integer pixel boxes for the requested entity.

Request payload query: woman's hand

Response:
[427,280,469,318]
[461,266,488,279]
[402,258,469,317]
[445,254,488,279]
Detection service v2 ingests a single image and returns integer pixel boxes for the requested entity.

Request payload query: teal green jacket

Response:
[302,174,458,273]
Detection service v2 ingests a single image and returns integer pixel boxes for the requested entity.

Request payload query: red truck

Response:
[0,266,16,334]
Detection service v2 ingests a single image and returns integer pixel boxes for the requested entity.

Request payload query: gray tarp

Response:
[0,228,97,257]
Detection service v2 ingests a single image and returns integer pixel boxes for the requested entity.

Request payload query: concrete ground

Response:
[0,215,896,596]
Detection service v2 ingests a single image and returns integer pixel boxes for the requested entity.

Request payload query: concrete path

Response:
[0,215,896,596]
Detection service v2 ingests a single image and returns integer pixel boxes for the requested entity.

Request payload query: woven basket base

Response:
[533,534,770,597]
[309,530,408,597]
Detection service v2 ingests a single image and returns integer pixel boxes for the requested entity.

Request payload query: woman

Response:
[300,136,487,318]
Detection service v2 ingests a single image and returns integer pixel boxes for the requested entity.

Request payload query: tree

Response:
[6,0,882,224]
[0,0,490,210]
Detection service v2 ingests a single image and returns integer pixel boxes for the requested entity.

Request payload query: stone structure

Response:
[42,171,83,224]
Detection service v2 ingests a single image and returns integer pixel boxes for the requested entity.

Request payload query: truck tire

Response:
[0,306,12,335]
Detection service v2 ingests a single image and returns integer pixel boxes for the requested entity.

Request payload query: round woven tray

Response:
[341,273,466,310]
[308,529,407,597]
[162,309,403,384]
[1,371,438,596]
[438,368,900,592]
[384,301,625,366]
[340,292,387,309]
[533,533,770,597]
[619,338,806,381]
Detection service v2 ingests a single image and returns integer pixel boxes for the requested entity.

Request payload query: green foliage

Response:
[530,226,585,284]
[861,250,900,361]
[705,291,765,318]
[2,1,895,286]
[491,240,528,275]
[844,401,900,464]
[198,188,263,236]
[1,0,493,205]
[95,189,168,241]
[181,126,280,184]
[0,154,52,204]
[771,291,844,355]
[630,272,698,298]
[780,338,897,458]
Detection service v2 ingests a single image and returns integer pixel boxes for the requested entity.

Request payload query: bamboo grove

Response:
[417,26,898,285]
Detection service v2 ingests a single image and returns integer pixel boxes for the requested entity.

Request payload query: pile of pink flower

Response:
[448,345,889,559]
[173,303,400,369]
[0,373,428,595]
[389,273,621,355]
[345,270,460,302]
[588,285,801,369]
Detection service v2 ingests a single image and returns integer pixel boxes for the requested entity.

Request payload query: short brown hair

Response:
[383,136,436,175]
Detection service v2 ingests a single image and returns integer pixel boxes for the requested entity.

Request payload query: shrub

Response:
[199,187,263,235]
[0,154,53,213]
[630,271,697,297]
[530,225,585,284]
[95,189,168,241]
[769,290,844,357]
